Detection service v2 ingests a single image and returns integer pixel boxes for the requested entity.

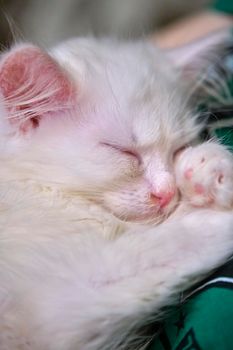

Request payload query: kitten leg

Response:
[1,209,233,350]
[175,142,233,208]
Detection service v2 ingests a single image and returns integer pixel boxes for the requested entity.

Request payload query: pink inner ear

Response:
[0,45,75,132]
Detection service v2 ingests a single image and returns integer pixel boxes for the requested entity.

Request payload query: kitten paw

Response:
[175,143,233,209]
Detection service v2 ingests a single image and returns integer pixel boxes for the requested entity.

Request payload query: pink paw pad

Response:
[184,168,193,180]
[194,183,205,195]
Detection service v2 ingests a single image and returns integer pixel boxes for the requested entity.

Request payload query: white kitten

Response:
[0,33,232,350]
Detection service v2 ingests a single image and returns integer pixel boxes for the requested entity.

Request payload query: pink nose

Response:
[150,190,175,208]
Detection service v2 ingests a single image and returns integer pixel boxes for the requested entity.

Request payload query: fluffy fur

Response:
[0,34,233,350]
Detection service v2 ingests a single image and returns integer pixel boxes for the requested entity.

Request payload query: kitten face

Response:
[0,39,202,222]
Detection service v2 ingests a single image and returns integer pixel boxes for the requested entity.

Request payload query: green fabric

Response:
[149,260,233,349]
[212,0,233,15]
[214,127,233,150]
[149,288,233,350]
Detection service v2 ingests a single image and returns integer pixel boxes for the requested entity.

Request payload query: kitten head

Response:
[0,35,224,222]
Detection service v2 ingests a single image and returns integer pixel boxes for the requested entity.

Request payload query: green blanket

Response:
[150,261,233,350]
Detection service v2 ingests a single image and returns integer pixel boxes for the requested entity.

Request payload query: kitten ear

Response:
[0,44,74,133]
[166,29,230,77]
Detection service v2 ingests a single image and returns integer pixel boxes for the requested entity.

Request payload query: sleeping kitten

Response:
[0,33,233,350]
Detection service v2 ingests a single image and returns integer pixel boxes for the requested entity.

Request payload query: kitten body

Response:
[0,36,233,350]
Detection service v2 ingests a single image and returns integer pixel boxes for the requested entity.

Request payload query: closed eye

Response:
[173,145,188,159]
[100,142,141,164]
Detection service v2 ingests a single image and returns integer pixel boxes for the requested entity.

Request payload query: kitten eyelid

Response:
[173,145,188,159]
[100,142,141,164]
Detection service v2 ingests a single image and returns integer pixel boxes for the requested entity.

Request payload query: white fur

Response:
[0,37,232,350]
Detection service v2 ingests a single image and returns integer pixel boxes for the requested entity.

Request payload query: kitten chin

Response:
[102,184,179,223]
